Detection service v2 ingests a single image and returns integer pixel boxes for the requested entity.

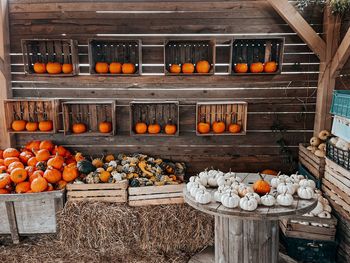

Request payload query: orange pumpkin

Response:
[169,64,181,74]
[4,157,20,167]
[74,152,85,162]
[148,122,161,134]
[44,167,62,184]
[99,171,111,183]
[10,168,27,183]
[250,62,264,73]
[52,145,67,157]
[196,60,210,73]
[62,63,73,74]
[182,63,195,74]
[99,122,112,133]
[164,122,177,135]
[234,63,248,73]
[33,62,46,74]
[46,62,62,74]
[109,62,122,74]
[26,166,37,177]
[135,122,148,134]
[47,153,64,169]
[29,170,43,183]
[0,166,7,173]
[25,140,41,151]
[7,161,24,173]
[15,181,31,193]
[56,180,67,190]
[11,120,26,131]
[95,62,109,74]
[31,175,48,193]
[46,183,54,192]
[34,149,51,162]
[25,121,38,132]
[38,120,53,131]
[261,169,279,176]
[253,174,271,196]
[264,61,277,73]
[197,122,210,134]
[39,140,54,152]
[0,173,11,189]
[3,148,20,158]
[122,63,136,74]
[212,121,226,134]
[27,157,39,167]
[0,189,10,194]
[62,163,79,182]
[72,123,87,134]
[19,150,34,164]
[228,123,241,133]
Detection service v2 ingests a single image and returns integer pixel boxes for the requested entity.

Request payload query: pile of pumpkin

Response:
[306,130,331,157]
[0,140,79,194]
[187,170,318,211]
[33,62,73,74]
[95,62,136,74]
[134,119,177,135]
[234,61,277,74]
[197,119,241,134]
[11,118,53,132]
[169,60,211,74]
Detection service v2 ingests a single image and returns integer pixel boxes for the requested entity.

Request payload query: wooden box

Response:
[0,190,65,244]
[130,101,179,136]
[279,215,338,241]
[299,143,325,179]
[231,37,284,75]
[4,99,58,133]
[128,184,184,207]
[322,158,350,218]
[62,100,116,136]
[196,101,248,136]
[21,39,79,76]
[88,39,142,75]
[164,39,216,75]
[66,180,128,203]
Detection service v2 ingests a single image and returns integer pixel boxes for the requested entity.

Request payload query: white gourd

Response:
[190,184,206,197]
[260,194,276,206]
[271,177,284,188]
[217,176,232,187]
[207,176,219,188]
[239,195,258,211]
[216,170,224,177]
[277,182,295,195]
[276,192,294,206]
[195,176,207,187]
[198,169,208,178]
[323,204,332,213]
[187,181,199,191]
[221,192,240,208]
[207,169,218,178]
[299,179,316,190]
[290,172,305,183]
[297,186,314,200]
[245,192,261,204]
[310,201,324,216]
[311,223,323,227]
[214,187,229,202]
[195,189,212,204]
[238,185,254,197]
[318,211,331,219]
[189,176,196,183]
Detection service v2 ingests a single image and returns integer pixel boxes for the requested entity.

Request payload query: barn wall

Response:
[7,0,324,175]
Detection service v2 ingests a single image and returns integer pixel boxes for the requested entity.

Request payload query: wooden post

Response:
[0,0,13,148]
[5,201,20,244]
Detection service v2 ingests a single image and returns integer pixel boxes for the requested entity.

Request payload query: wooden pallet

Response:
[298,143,325,179]
[279,215,337,241]
[66,180,128,203]
[128,184,184,206]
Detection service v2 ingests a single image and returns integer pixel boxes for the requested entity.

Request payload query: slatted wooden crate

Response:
[66,180,128,203]
[21,39,79,76]
[299,143,325,179]
[279,215,338,241]
[88,39,142,75]
[231,37,284,75]
[4,99,59,133]
[62,100,116,136]
[128,184,184,206]
[164,39,215,75]
[322,158,350,218]
[196,101,248,136]
[130,101,179,136]
[0,190,65,244]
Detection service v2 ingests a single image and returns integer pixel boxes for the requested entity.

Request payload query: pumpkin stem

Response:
[258,172,265,181]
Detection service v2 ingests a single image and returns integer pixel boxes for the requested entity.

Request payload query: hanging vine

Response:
[297,0,350,15]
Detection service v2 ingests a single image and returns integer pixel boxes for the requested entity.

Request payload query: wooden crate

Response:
[0,190,65,244]
[196,101,248,136]
[62,100,116,136]
[130,101,179,136]
[128,184,184,206]
[279,215,338,241]
[164,39,216,75]
[322,158,350,218]
[21,39,79,76]
[4,99,59,133]
[231,37,284,75]
[66,180,128,203]
[88,39,142,75]
[299,143,325,179]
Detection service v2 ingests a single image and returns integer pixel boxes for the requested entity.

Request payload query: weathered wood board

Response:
[298,143,325,179]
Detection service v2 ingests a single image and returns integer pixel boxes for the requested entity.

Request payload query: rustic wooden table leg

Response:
[5,201,20,244]
[215,216,279,263]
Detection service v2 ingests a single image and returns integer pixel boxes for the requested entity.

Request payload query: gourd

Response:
[221,191,240,208]
[234,63,248,73]
[261,194,276,206]
[190,183,205,197]
[276,192,294,206]
[109,62,122,74]
[212,120,226,134]
[197,121,210,134]
[169,64,181,73]
[195,189,212,204]
[271,176,284,188]
[95,62,109,74]
[245,192,261,204]
[77,160,96,174]
[12,120,26,131]
[250,62,264,73]
[224,171,242,183]
[135,122,148,134]
[164,121,177,135]
[196,60,210,74]
[46,62,62,74]
[187,177,197,191]
[195,176,207,187]
[239,195,258,211]
[33,62,46,74]
[148,120,161,134]
[72,123,87,134]
[228,123,241,133]
[318,211,331,219]
[99,122,112,133]
[253,173,271,195]
[214,186,231,202]
[277,182,295,195]
[290,172,304,183]
[297,186,314,200]
[318,130,330,141]
[39,120,53,131]
[182,63,195,74]
[299,179,316,190]
[47,153,64,169]
[310,201,323,216]
[310,136,321,147]
[62,163,79,182]
[122,63,136,74]
[62,63,73,74]
[217,176,232,187]
[43,167,62,184]
[264,61,277,73]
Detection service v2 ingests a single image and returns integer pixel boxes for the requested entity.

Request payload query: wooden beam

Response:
[267,0,326,60]
[331,27,350,78]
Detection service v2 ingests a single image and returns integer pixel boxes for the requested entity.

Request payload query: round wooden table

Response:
[184,173,317,263]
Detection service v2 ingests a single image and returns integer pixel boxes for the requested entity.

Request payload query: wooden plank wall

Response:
[7,0,324,175]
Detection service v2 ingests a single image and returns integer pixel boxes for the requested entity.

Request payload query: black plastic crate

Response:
[326,140,350,170]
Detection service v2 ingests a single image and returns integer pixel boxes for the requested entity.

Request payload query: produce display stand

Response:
[184,173,317,263]
[0,190,65,244]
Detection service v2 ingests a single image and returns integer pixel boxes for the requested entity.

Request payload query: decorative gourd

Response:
[290,172,304,183]
[221,191,240,208]
[62,163,79,182]
[253,173,271,196]
[212,120,225,134]
[297,186,314,200]
[47,153,64,169]
[299,179,316,190]
[164,120,177,135]
[240,195,258,211]
[148,121,161,134]
[92,157,104,168]
[276,192,294,206]
[261,194,276,206]
[228,123,241,133]
[72,123,87,134]
[99,122,112,133]
[34,149,50,162]
[182,63,195,74]
[95,62,109,74]
[99,170,111,183]
[38,120,53,131]
[169,64,181,73]
[11,120,26,131]
[7,161,24,172]
[195,176,207,187]
[187,179,197,191]
[30,175,48,193]
[277,182,295,195]
[217,176,232,187]
[250,62,264,73]
[271,176,284,188]
[0,173,11,189]
[207,176,219,188]
[264,61,277,73]
[196,60,210,73]
[10,168,27,183]
[26,121,38,132]
[122,63,136,74]
[46,62,62,74]
[195,189,212,204]
[245,192,261,204]
[318,130,330,141]
[310,136,321,147]
[15,181,31,193]
[62,63,73,74]
[44,167,62,184]
[238,184,253,197]
[197,121,210,134]
[3,148,20,158]
[77,160,96,174]
[33,62,46,74]
[318,211,331,219]
[214,187,230,202]
[135,122,148,134]
[310,201,324,216]
[39,140,54,151]
[19,150,33,164]
[190,183,206,197]
[109,62,122,74]
[234,63,248,73]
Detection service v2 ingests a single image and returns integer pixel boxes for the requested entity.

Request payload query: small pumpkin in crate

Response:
[197,118,210,134]
[99,121,112,133]
[99,170,111,183]
[228,123,241,133]
[29,170,43,183]
[0,173,11,189]
[72,123,87,134]
[25,120,38,132]
[46,62,62,74]
[7,161,24,172]
[3,148,20,158]
[104,154,115,162]
[95,62,109,74]
[4,157,20,167]
[34,149,51,162]
[264,61,277,73]
[62,63,73,74]
[31,175,48,193]
[10,168,27,184]
[164,119,177,135]
[47,153,64,169]
[56,180,67,190]
[109,62,122,74]
[40,140,54,151]
[196,60,210,73]
[77,160,96,174]
[148,120,161,134]
[169,64,181,74]
[15,181,31,193]
[234,61,248,73]
[122,63,136,74]
[19,150,33,164]
[92,157,104,168]
[44,167,62,184]
[38,120,53,132]
[62,163,79,182]
[11,119,26,131]
[33,62,46,74]
[135,122,148,134]
[27,157,38,167]
[212,120,226,134]
[182,63,195,74]
[253,173,271,196]
[250,62,264,73]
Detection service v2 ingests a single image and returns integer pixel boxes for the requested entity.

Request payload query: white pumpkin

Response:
[238,185,254,197]
[261,194,276,206]
[195,189,212,204]
[189,176,196,183]
[290,172,305,183]
[299,179,316,190]
[207,169,218,178]
[217,176,232,187]
[310,201,324,216]
[245,192,261,204]
[271,177,285,188]
[311,223,323,227]
[297,186,314,200]
[277,182,295,195]
[299,221,310,226]
[208,176,219,188]
[276,192,294,206]
[190,184,206,197]
[318,211,331,219]
[239,195,258,211]
[195,176,207,187]
[214,187,229,203]
[187,181,199,191]
[323,204,332,213]
[198,169,208,178]
[221,192,240,208]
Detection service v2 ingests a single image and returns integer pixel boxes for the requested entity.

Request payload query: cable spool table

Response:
[184,173,318,263]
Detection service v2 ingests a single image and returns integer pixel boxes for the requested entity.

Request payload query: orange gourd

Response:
[39,140,54,152]
[3,148,20,158]
[253,174,271,196]
[196,60,210,73]
[109,62,122,74]
[15,181,31,193]
[228,123,241,133]
[46,62,62,74]
[4,157,20,167]
[10,168,27,183]
[164,120,177,135]
[7,161,24,173]
[74,152,85,162]
[52,145,67,157]
[0,189,10,194]
[38,120,53,131]
[234,63,248,73]
[99,171,111,183]
[135,122,148,134]
[47,153,64,169]
[148,121,161,134]
[19,150,34,164]
[31,176,48,193]
[250,62,264,73]
[62,163,79,182]
[56,180,67,190]
[212,121,226,134]
[122,63,136,74]
[33,62,46,74]
[62,63,73,74]
[34,149,51,162]
[264,61,277,73]
[98,122,112,133]
[29,170,43,183]
[169,64,181,74]
[261,169,278,176]
[182,63,195,74]
[25,140,41,151]
[197,121,210,134]
[0,173,11,189]
[11,120,27,131]
[44,167,62,184]
[25,121,38,132]
[72,123,87,134]
[95,62,109,74]
[27,157,39,167]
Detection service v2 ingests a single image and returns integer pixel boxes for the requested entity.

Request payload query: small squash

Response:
[62,163,79,182]
[19,150,33,164]
[31,175,48,193]
[109,62,122,74]
[99,121,112,133]
[7,161,24,173]
[46,62,62,74]
[33,62,46,74]
[182,63,195,74]
[197,120,210,134]
[104,154,115,162]
[38,120,53,131]
[11,120,27,131]
[47,153,64,169]
[148,120,161,134]
[264,61,277,73]
[234,63,248,73]
[62,63,73,74]
[169,64,181,74]
[253,173,271,196]
[4,157,20,167]
[44,167,62,184]
[99,170,111,183]
[122,63,136,74]
[27,157,39,167]
[212,120,226,134]
[25,121,38,132]
[95,62,109,74]
[29,170,43,183]
[228,123,241,133]
[52,145,67,157]
[15,181,31,193]
[39,140,54,151]
[77,160,96,174]
[34,149,51,162]
[250,62,264,73]
[164,119,177,135]
[135,122,148,134]
[92,157,104,168]
[0,173,11,189]
[3,148,20,158]
[196,60,210,73]
[72,123,87,134]
[10,168,27,183]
